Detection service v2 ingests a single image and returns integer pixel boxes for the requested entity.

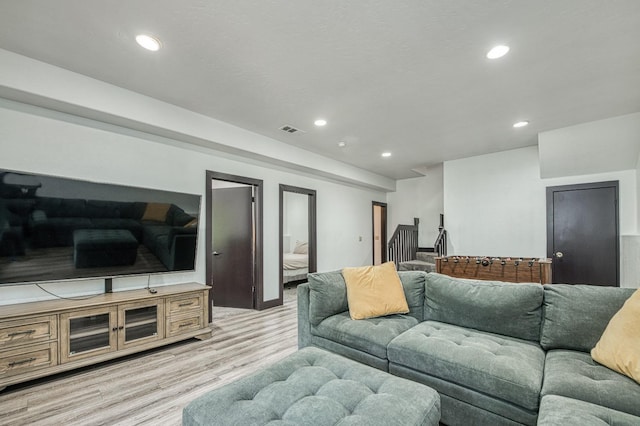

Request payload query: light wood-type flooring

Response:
[0,287,299,425]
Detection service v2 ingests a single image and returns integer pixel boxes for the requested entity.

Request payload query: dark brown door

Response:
[211,186,255,308]
[372,202,387,265]
[546,181,619,286]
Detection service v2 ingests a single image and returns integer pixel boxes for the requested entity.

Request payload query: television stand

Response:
[0,283,211,391]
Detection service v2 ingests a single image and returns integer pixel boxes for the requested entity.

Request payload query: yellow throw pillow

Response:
[591,288,640,384]
[342,261,409,320]
[141,203,171,222]
[184,218,198,228]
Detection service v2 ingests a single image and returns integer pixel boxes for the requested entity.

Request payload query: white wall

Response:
[637,151,640,227]
[625,153,640,288]
[0,49,395,192]
[444,147,547,257]
[0,99,386,304]
[386,164,444,247]
[539,112,640,178]
[282,191,309,252]
[444,145,638,287]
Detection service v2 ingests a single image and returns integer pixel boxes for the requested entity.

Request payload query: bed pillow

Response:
[293,241,308,254]
[591,288,640,384]
[342,261,409,320]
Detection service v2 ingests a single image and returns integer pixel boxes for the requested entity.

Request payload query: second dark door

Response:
[211,186,255,308]
[546,181,619,286]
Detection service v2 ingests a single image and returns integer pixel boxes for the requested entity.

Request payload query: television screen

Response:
[0,169,201,286]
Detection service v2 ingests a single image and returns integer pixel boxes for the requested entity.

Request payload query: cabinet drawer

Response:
[166,314,203,337]
[0,342,58,377]
[167,294,203,316]
[0,316,57,349]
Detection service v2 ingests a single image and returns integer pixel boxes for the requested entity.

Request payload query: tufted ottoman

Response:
[73,229,138,268]
[183,347,440,426]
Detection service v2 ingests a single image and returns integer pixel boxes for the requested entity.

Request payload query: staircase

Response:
[399,251,436,273]
[389,214,446,273]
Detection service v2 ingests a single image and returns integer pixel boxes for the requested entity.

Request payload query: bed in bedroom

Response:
[283,241,309,285]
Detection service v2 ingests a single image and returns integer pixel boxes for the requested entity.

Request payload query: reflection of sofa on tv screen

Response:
[0,197,197,271]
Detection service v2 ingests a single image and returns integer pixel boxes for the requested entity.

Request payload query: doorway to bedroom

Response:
[279,185,317,303]
[372,202,387,265]
[205,171,264,319]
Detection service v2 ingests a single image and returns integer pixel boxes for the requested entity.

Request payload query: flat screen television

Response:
[0,169,201,287]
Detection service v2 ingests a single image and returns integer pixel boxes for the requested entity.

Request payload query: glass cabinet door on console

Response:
[117,300,164,350]
[60,300,164,363]
[60,307,117,363]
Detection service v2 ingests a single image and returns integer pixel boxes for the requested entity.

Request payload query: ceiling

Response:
[0,1,639,180]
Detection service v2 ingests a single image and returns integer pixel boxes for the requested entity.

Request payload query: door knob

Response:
[212,251,222,256]
[554,251,564,258]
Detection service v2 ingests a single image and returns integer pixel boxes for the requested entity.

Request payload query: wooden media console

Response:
[0,283,211,391]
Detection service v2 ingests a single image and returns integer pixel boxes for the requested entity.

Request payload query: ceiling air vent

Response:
[279,125,305,134]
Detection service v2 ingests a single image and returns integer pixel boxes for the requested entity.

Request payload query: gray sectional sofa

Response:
[298,271,640,425]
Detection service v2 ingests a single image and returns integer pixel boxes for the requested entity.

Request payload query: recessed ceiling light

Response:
[486,45,509,59]
[338,141,347,148]
[513,121,529,128]
[314,119,327,127]
[136,34,161,51]
[381,152,392,158]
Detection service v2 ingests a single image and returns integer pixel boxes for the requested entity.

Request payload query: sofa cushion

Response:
[85,200,127,218]
[142,224,172,252]
[399,271,427,321]
[424,273,544,342]
[541,350,640,417]
[166,204,194,226]
[308,270,349,326]
[538,395,640,426]
[540,285,635,351]
[312,312,419,360]
[308,270,426,326]
[342,262,409,320]
[36,197,86,217]
[591,288,640,384]
[120,201,146,220]
[387,320,545,411]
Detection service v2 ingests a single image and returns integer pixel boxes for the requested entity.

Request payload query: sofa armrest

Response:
[168,227,196,246]
[169,233,197,270]
[297,283,312,349]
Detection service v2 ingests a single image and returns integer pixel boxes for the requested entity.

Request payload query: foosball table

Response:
[435,256,552,284]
